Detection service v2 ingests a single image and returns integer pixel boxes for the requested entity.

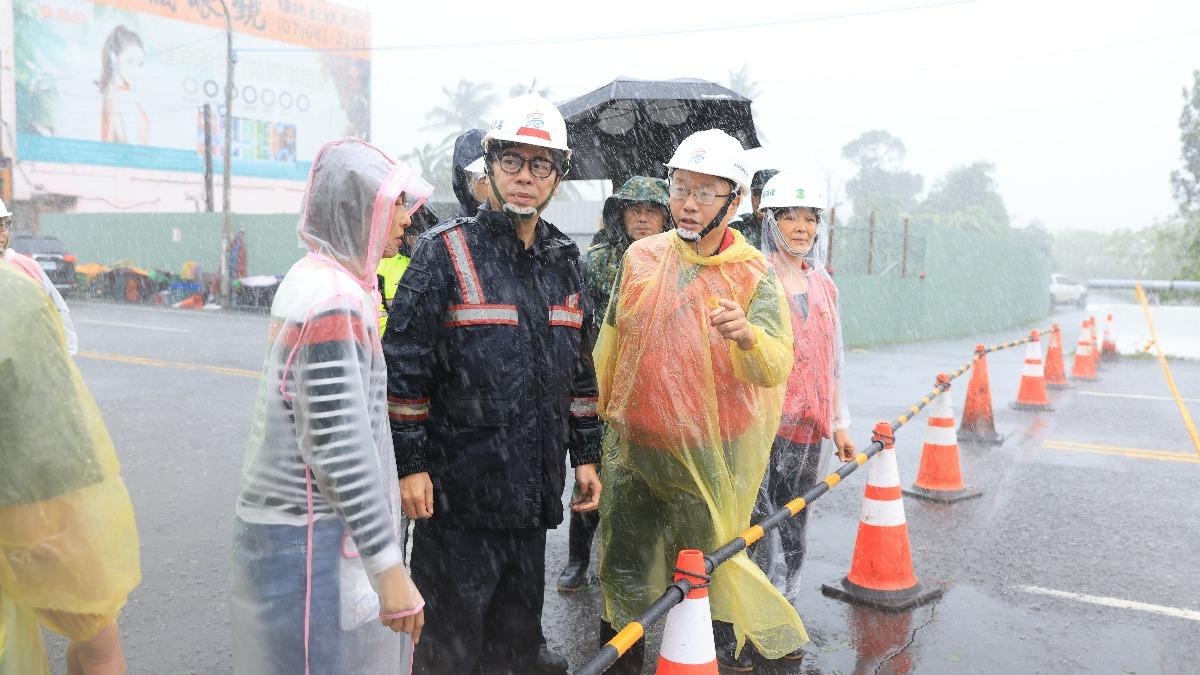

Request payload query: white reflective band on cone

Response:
[925,424,958,447]
[658,597,718,664]
[865,448,901,488]
[860,497,907,527]
[1023,360,1045,377]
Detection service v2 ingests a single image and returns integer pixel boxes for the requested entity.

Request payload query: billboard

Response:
[13,0,370,181]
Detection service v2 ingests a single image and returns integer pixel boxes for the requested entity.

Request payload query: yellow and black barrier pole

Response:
[575,381,953,675]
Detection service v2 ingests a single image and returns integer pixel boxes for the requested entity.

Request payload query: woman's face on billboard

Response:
[115,44,145,87]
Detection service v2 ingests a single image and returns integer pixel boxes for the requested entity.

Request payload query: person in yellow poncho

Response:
[594,130,805,673]
[0,264,141,675]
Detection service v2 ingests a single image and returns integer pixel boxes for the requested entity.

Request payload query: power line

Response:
[237,0,984,53]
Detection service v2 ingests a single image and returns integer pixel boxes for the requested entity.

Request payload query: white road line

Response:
[1017,585,1200,622]
[76,319,189,334]
[1079,391,1200,404]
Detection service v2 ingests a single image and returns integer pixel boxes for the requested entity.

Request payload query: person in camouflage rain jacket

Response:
[582,176,671,323]
[556,176,670,594]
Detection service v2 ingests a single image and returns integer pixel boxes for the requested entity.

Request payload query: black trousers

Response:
[410,520,547,674]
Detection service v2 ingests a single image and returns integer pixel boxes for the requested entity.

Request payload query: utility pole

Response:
[219,0,235,307]
[203,103,214,212]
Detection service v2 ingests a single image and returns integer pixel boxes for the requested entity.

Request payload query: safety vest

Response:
[376,253,410,333]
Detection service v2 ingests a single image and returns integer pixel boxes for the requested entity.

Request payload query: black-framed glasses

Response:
[668,183,731,206]
[496,152,556,179]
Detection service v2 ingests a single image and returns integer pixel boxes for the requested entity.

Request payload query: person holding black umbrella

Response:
[593,129,805,672]
[729,168,779,248]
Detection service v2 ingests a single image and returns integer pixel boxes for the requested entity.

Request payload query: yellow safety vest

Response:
[377,254,410,334]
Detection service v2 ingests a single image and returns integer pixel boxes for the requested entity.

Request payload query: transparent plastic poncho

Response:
[594,229,808,658]
[752,210,851,603]
[0,265,140,674]
[233,139,431,674]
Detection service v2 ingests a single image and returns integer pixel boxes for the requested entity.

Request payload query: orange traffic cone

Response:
[656,550,718,674]
[1089,317,1103,370]
[1044,324,1070,390]
[1010,330,1054,411]
[1101,313,1119,362]
[905,375,981,503]
[822,422,944,611]
[1070,320,1099,382]
[957,344,1003,444]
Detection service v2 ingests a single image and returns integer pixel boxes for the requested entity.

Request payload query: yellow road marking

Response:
[1136,283,1200,456]
[78,350,259,379]
[1044,440,1200,464]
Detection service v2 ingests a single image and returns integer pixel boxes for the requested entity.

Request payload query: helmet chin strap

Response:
[486,169,557,224]
[765,211,819,262]
[675,192,737,245]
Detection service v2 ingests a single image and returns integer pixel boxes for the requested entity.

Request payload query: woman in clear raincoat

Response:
[594,130,807,671]
[750,171,855,652]
[0,264,140,674]
[232,138,432,674]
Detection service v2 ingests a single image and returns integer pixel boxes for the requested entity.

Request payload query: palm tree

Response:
[726,64,761,100]
[726,64,765,142]
[510,78,552,99]
[403,141,453,198]
[423,80,499,144]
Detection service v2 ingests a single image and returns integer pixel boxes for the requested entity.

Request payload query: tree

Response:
[841,130,923,227]
[403,141,453,200]
[725,65,761,101]
[726,64,766,142]
[1170,70,1200,279]
[915,162,1010,234]
[423,79,499,144]
[510,78,552,99]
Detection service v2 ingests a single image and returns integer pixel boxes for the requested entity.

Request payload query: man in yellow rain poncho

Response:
[0,264,140,674]
[595,129,806,673]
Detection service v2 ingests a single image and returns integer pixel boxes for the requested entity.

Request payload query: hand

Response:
[833,429,856,462]
[67,622,125,675]
[400,472,434,519]
[377,563,425,643]
[710,299,756,351]
[571,464,602,512]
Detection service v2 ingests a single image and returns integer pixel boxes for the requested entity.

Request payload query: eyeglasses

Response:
[0,218,11,231]
[496,152,556,179]
[668,183,732,206]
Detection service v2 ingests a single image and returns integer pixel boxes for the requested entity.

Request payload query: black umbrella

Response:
[558,77,761,184]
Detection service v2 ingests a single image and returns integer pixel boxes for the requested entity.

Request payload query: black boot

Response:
[713,621,754,672]
[599,619,644,675]
[531,643,569,675]
[557,509,598,592]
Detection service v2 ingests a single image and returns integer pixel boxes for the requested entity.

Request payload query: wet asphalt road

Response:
[48,298,1200,674]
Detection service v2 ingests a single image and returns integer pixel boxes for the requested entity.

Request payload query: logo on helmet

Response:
[795,188,806,199]
[688,148,706,164]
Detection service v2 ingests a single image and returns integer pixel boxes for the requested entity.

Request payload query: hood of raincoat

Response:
[596,176,671,248]
[298,138,430,292]
[452,128,487,215]
[761,207,829,272]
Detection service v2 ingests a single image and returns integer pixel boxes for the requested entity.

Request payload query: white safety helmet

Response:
[482,93,571,159]
[0,198,11,218]
[663,129,751,196]
[759,171,827,211]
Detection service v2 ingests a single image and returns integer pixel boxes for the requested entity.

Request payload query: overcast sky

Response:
[362,0,1200,233]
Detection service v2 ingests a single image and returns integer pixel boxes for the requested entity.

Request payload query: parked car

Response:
[10,233,78,291]
[1049,273,1087,308]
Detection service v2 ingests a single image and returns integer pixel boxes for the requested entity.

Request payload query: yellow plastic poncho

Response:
[0,265,140,674]
[594,228,807,658]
